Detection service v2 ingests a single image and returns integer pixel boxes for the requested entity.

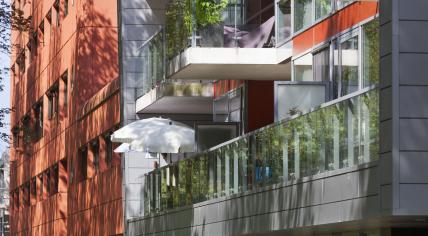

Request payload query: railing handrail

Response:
[137,28,164,51]
[146,85,378,175]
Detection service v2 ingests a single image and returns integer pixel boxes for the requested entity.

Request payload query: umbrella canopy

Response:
[114,143,131,153]
[111,117,195,153]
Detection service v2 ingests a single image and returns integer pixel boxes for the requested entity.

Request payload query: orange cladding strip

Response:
[293,2,379,57]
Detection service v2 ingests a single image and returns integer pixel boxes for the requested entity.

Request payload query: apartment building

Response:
[9,0,122,235]
[9,0,428,235]
[124,0,428,236]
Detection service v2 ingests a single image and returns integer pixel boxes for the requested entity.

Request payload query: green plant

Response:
[165,0,228,59]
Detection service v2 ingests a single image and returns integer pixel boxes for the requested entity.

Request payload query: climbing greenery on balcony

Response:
[165,0,228,59]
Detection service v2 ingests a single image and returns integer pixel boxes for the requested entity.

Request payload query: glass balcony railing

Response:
[136,30,165,98]
[143,88,379,215]
[165,0,276,59]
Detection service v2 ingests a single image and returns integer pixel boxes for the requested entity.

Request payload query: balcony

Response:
[143,87,379,214]
[135,30,213,115]
[164,0,292,81]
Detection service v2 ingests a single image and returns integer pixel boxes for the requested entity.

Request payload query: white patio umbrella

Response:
[111,117,195,153]
[114,143,131,153]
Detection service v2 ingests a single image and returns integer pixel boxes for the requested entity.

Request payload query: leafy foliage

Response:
[165,0,228,58]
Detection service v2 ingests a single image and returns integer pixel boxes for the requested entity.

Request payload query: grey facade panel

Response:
[128,166,381,235]
[123,9,166,25]
[122,0,169,9]
[399,0,428,21]
[123,25,162,41]
[400,152,428,183]
[358,167,379,197]
[123,40,145,57]
[124,72,145,88]
[400,54,428,86]
[399,184,428,211]
[323,172,358,203]
[400,86,428,118]
[380,54,392,89]
[123,57,147,73]
[380,22,392,57]
[380,153,392,186]
[379,119,392,154]
[379,0,392,25]
[380,184,392,211]
[399,21,428,53]
[399,119,428,151]
[380,87,392,121]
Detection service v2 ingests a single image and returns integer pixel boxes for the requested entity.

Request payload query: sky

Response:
[0,52,10,155]
[0,1,11,154]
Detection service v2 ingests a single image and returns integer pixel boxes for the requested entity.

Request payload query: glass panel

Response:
[277,0,292,43]
[340,36,359,96]
[315,0,332,20]
[336,0,354,9]
[165,0,275,59]
[362,19,379,88]
[294,0,313,32]
[313,47,330,82]
[294,53,313,81]
[143,89,379,215]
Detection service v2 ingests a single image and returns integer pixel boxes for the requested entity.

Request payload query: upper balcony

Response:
[164,0,292,81]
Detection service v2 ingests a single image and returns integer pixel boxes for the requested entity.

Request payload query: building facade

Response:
[9,0,122,235]
[9,0,428,236]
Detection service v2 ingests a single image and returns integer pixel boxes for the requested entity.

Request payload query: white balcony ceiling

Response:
[167,47,292,81]
[136,83,213,114]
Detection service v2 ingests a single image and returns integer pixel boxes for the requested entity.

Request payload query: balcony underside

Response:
[167,47,292,81]
[136,82,213,114]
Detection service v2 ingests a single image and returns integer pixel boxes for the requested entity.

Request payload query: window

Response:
[31,178,37,203]
[293,53,313,81]
[276,0,291,43]
[51,165,59,195]
[12,126,20,148]
[294,0,312,32]
[91,140,100,172]
[47,84,59,120]
[78,147,88,181]
[24,182,30,207]
[45,170,51,197]
[54,0,60,27]
[38,20,44,44]
[38,174,43,200]
[64,0,69,17]
[335,0,354,9]
[33,101,43,141]
[213,87,242,123]
[17,51,25,72]
[362,19,379,88]
[46,9,52,24]
[32,31,38,56]
[104,134,113,167]
[313,47,330,82]
[15,189,19,209]
[22,115,31,143]
[291,19,378,100]
[61,71,68,116]
[337,35,359,97]
[315,0,332,20]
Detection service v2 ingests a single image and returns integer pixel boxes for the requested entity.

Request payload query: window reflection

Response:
[277,0,291,43]
[294,0,313,32]
[294,53,313,81]
[315,0,332,20]
[340,36,359,96]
